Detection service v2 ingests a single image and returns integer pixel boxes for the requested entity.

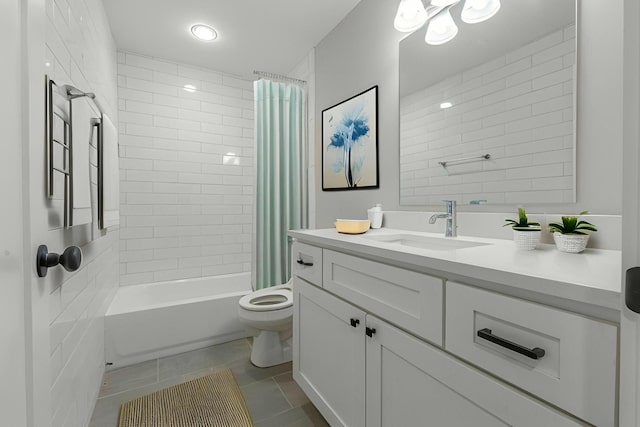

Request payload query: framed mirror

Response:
[399,0,576,205]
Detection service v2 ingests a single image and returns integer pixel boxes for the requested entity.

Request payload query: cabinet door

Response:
[293,278,366,427]
[365,315,586,427]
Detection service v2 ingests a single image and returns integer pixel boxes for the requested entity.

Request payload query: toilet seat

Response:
[239,287,292,312]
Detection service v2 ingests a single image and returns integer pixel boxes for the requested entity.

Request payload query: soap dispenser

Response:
[368,203,383,229]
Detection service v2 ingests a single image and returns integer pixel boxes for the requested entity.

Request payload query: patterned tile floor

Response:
[89,338,329,427]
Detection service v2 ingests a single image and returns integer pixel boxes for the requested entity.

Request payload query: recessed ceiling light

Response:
[190,24,218,42]
[183,84,197,93]
[440,102,453,109]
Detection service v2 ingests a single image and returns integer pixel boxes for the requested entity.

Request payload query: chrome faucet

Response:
[429,200,457,237]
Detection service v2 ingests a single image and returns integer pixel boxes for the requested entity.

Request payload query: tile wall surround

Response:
[400,25,576,205]
[117,52,255,286]
[44,0,119,425]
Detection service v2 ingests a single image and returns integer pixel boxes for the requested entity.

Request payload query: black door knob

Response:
[37,245,82,277]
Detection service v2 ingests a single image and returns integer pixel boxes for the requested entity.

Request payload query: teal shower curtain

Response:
[254,79,307,290]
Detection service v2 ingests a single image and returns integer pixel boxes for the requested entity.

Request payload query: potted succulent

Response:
[504,207,541,250]
[548,211,598,253]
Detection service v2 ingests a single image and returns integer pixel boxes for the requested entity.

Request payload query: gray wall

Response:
[314,0,623,227]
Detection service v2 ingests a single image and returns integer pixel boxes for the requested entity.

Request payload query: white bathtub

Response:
[105,273,252,369]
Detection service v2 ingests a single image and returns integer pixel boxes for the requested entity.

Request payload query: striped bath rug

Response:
[118,368,253,427]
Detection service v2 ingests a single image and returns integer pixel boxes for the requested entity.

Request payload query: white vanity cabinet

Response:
[291,240,599,426]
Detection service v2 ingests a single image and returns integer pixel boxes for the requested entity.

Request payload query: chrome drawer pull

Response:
[477,328,546,360]
[296,258,313,266]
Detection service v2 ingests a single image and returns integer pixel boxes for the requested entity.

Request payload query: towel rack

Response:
[46,75,104,227]
[438,153,491,168]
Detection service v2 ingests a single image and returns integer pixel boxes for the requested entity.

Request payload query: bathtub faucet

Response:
[429,200,457,238]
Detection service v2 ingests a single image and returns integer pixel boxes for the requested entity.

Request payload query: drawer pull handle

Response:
[366,327,376,337]
[350,318,360,328]
[477,328,545,360]
[296,258,313,267]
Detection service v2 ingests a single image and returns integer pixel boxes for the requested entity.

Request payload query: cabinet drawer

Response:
[445,281,617,427]
[291,241,322,286]
[323,249,443,345]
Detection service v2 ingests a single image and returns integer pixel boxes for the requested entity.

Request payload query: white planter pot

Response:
[553,232,590,253]
[512,229,541,250]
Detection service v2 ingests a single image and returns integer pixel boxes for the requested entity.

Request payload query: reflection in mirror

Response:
[399,0,576,205]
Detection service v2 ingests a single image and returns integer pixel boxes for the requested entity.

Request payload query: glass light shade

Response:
[394,0,428,32]
[190,24,218,41]
[425,7,458,45]
[461,0,501,24]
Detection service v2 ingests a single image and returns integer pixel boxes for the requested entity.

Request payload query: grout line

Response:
[273,375,294,409]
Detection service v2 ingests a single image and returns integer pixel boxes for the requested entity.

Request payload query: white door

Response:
[0,0,28,425]
[621,0,640,425]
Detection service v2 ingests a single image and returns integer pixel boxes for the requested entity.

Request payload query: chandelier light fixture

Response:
[394,0,501,45]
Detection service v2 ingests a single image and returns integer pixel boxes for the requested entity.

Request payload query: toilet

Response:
[238,281,293,367]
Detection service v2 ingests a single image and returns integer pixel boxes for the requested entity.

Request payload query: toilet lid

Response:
[239,289,293,312]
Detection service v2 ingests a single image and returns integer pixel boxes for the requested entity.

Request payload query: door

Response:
[365,315,584,427]
[0,0,28,424]
[293,278,366,427]
[621,0,640,424]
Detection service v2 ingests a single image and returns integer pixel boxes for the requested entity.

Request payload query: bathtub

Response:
[105,273,252,369]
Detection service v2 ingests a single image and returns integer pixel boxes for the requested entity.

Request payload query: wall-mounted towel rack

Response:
[46,75,105,228]
[438,153,491,168]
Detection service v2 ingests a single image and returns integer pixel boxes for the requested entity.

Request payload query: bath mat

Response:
[118,369,253,427]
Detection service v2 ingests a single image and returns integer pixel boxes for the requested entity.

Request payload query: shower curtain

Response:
[254,79,307,290]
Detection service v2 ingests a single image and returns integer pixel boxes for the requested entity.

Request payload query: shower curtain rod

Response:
[253,70,307,86]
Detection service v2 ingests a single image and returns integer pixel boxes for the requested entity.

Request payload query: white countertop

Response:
[289,228,622,312]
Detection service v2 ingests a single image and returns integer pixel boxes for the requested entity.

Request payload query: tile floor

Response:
[89,338,329,427]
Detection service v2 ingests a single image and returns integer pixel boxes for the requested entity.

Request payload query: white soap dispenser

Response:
[368,203,383,229]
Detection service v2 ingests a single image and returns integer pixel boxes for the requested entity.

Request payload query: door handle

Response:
[626,267,640,313]
[296,258,313,267]
[36,245,82,277]
[366,327,376,337]
[350,318,360,328]
[477,328,545,360]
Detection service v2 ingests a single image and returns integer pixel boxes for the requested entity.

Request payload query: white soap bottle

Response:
[368,203,383,229]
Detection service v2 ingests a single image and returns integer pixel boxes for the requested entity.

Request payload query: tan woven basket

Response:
[512,229,541,251]
[553,232,590,253]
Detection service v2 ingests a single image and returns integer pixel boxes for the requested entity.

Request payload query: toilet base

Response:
[250,330,292,368]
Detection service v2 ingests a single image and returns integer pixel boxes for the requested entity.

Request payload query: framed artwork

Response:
[322,85,379,191]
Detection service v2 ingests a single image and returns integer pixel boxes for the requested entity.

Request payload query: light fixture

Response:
[461,0,500,23]
[440,102,453,109]
[190,24,218,42]
[425,6,458,45]
[183,84,197,93]
[394,0,501,45]
[394,0,429,32]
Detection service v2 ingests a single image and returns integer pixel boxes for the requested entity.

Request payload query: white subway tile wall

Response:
[117,52,254,286]
[44,0,119,425]
[400,26,575,205]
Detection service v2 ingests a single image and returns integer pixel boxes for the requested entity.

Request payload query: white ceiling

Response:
[103,0,361,79]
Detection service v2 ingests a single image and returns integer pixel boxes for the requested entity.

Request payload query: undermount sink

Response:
[363,234,489,251]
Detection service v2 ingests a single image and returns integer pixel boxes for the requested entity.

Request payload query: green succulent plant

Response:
[548,211,598,235]
[504,207,541,231]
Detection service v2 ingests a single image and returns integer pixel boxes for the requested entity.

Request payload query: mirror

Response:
[399,0,576,205]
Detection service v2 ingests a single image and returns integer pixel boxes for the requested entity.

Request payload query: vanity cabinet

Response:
[294,275,584,427]
[291,242,602,426]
